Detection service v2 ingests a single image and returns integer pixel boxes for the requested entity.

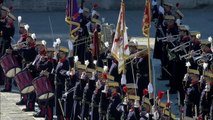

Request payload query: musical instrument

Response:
[12,41,28,50]
[101,23,114,45]
[14,70,35,94]
[169,41,191,53]
[32,76,54,101]
[0,54,21,78]
[179,49,202,60]
[193,53,212,62]
[157,35,180,47]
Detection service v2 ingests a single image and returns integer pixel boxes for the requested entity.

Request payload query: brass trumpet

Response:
[157,35,180,47]
[179,49,202,60]
[193,53,213,61]
[12,41,28,49]
[169,41,191,53]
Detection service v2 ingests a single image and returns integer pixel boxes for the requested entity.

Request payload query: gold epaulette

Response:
[188,69,199,75]
[96,67,103,72]
[87,68,96,73]
[126,83,138,89]
[107,74,114,80]
[204,71,213,78]
[200,40,210,45]
[107,81,119,87]
[144,97,151,105]
[159,102,166,108]
[77,64,86,70]
[128,95,140,100]
[163,110,176,119]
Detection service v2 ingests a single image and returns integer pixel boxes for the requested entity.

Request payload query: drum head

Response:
[21,85,35,94]
[6,67,21,78]
[38,92,54,100]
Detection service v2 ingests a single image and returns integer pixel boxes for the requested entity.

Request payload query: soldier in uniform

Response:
[71,71,87,120]
[90,79,105,120]
[80,71,97,120]
[38,47,56,120]
[109,58,121,83]
[106,82,122,120]
[200,84,212,119]
[0,12,16,92]
[75,8,90,64]
[55,46,70,120]
[175,10,184,26]
[185,79,199,117]
[99,84,110,120]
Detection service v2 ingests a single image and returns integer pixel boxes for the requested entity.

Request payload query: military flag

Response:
[111,1,130,74]
[65,0,80,40]
[142,0,151,37]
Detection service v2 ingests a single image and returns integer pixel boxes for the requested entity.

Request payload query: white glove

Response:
[152,0,157,6]
[176,19,181,26]
[158,6,164,14]
[66,71,70,76]
[79,8,83,14]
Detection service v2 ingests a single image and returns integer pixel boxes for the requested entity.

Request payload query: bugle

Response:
[169,41,191,53]
[12,41,28,49]
[193,53,213,62]
[157,34,180,47]
[157,34,179,42]
[179,49,202,60]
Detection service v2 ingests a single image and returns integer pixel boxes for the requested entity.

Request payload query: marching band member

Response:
[199,83,212,119]
[99,84,111,120]
[22,40,45,113]
[90,78,105,120]
[106,81,122,120]
[175,10,184,26]
[38,47,56,120]
[55,46,70,120]
[71,71,87,120]
[64,67,78,120]
[0,11,15,92]
[81,71,97,120]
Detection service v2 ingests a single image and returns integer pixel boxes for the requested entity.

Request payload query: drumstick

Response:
[58,99,66,120]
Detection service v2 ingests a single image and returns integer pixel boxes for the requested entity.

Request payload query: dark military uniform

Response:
[64,72,78,119]
[55,58,70,119]
[90,85,104,120]
[38,57,56,119]
[71,74,87,120]
[107,91,122,120]
[200,90,211,119]
[109,60,121,83]
[99,90,110,120]
[80,76,96,120]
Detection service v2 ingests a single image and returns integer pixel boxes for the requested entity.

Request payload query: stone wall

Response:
[3,0,213,11]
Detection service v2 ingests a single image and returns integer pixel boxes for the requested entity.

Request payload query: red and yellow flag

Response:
[142,0,151,37]
[111,1,130,74]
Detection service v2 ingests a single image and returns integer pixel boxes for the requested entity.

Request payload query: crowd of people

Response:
[0,0,212,120]
[152,0,213,119]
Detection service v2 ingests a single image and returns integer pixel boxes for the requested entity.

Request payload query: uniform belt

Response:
[82,100,91,105]
[74,96,82,100]
[91,103,99,108]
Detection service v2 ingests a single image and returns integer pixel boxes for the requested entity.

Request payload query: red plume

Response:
[123,85,128,93]
[102,73,108,79]
[143,89,148,96]
[157,91,165,99]
[166,101,172,108]
[93,3,98,9]
[176,3,180,8]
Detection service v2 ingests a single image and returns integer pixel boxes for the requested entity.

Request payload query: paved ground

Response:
[0,92,44,120]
